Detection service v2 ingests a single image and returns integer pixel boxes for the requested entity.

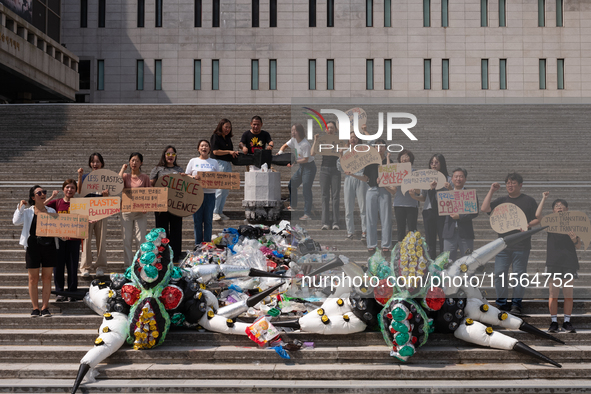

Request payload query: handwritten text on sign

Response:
[69,197,121,221]
[199,172,240,190]
[490,203,528,234]
[312,134,341,156]
[80,169,124,196]
[156,174,204,217]
[542,210,591,251]
[377,162,411,187]
[401,170,447,194]
[437,189,478,216]
[121,188,168,212]
[340,146,382,174]
[36,213,89,239]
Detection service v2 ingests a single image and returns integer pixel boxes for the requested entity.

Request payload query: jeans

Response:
[344,175,368,236]
[319,166,341,226]
[422,209,446,260]
[155,211,183,261]
[193,193,216,244]
[54,239,80,292]
[443,228,474,262]
[366,186,392,250]
[494,249,531,309]
[214,159,232,215]
[394,206,418,242]
[288,161,317,216]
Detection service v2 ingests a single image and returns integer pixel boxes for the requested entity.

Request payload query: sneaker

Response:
[286,206,295,212]
[212,213,222,221]
[321,225,329,230]
[40,309,52,317]
[299,214,311,220]
[510,305,522,315]
[30,309,40,318]
[55,295,66,302]
[361,233,366,240]
[81,271,90,278]
[332,224,340,230]
[493,302,511,312]
[95,268,105,277]
[346,233,354,239]
[563,321,577,333]
[68,297,78,302]
[220,213,230,220]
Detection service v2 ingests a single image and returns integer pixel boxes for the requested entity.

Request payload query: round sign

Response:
[490,203,528,234]
[80,169,124,196]
[156,173,204,217]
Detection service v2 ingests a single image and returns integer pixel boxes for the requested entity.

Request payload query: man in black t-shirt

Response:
[240,115,273,154]
[481,172,539,315]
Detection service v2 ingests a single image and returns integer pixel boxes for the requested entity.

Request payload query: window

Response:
[195,0,202,27]
[384,59,392,90]
[327,59,334,90]
[480,0,487,27]
[366,59,374,90]
[98,0,105,27]
[155,60,162,90]
[423,0,430,27]
[97,59,104,90]
[309,0,316,27]
[442,59,449,90]
[251,60,259,90]
[252,0,259,27]
[212,60,219,90]
[538,0,545,27]
[80,0,88,28]
[269,59,277,90]
[384,0,391,27]
[539,59,546,89]
[308,60,316,90]
[137,0,144,27]
[137,60,144,90]
[213,0,220,27]
[270,0,277,27]
[556,0,563,27]
[441,0,448,27]
[500,59,507,89]
[481,59,488,89]
[499,0,506,27]
[327,0,334,27]
[194,60,201,90]
[79,60,91,90]
[424,59,431,89]
[366,0,373,27]
[155,0,162,27]
[557,59,564,89]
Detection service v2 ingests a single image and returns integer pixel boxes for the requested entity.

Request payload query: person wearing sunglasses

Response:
[13,185,58,317]
[150,146,184,262]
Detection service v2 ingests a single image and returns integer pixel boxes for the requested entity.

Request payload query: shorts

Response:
[25,243,58,269]
[545,266,578,281]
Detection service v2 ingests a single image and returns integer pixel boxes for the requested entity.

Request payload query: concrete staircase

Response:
[0,104,590,392]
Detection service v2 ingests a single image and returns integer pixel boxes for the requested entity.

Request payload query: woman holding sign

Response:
[150,146,184,262]
[186,140,219,245]
[211,118,239,221]
[12,185,58,317]
[312,121,341,230]
[119,152,151,266]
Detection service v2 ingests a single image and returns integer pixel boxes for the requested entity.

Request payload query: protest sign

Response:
[541,210,591,250]
[200,172,240,190]
[156,173,204,217]
[401,169,447,194]
[69,197,121,221]
[36,213,88,239]
[345,107,367,131]
[490,203,528,234]
[80,169,124,196]
[311,134,340,156]
[340,146,382,174]
[121,188,168,212]
[377,162,412,187]
[436,189,478,216]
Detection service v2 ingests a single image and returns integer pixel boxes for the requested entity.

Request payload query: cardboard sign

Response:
[436,189,478,216]
[345,107,367,131]
[70,197,121,221]
[340,146,382,174]
[156,173,204,217]
[311,134,340,156]
[377,162,412,187]
[542,211,591,250]
[36,213,88,239]
[490,203,528,234]
[200,172,240,190]
[401,170,447,194]
[121,188,168,212]
[80,169,124,196]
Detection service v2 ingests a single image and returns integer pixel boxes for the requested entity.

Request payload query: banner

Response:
[156,173,204,217]
[36,213,88,239]
[377,162,411,187]
[80,169,124,196]
[199,172,240,190]
[401,169,447,194]
[541,210,591,250]
[70,197,121,221]
[345,107,367,131]
[340,146,382,174]
[311,134,340,156]
[436,189,478,216]
[490,203,528,234]
[121,188,168,212]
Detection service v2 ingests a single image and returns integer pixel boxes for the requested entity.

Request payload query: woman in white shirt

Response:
[185,140,220,244]
[278,124,316,220]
